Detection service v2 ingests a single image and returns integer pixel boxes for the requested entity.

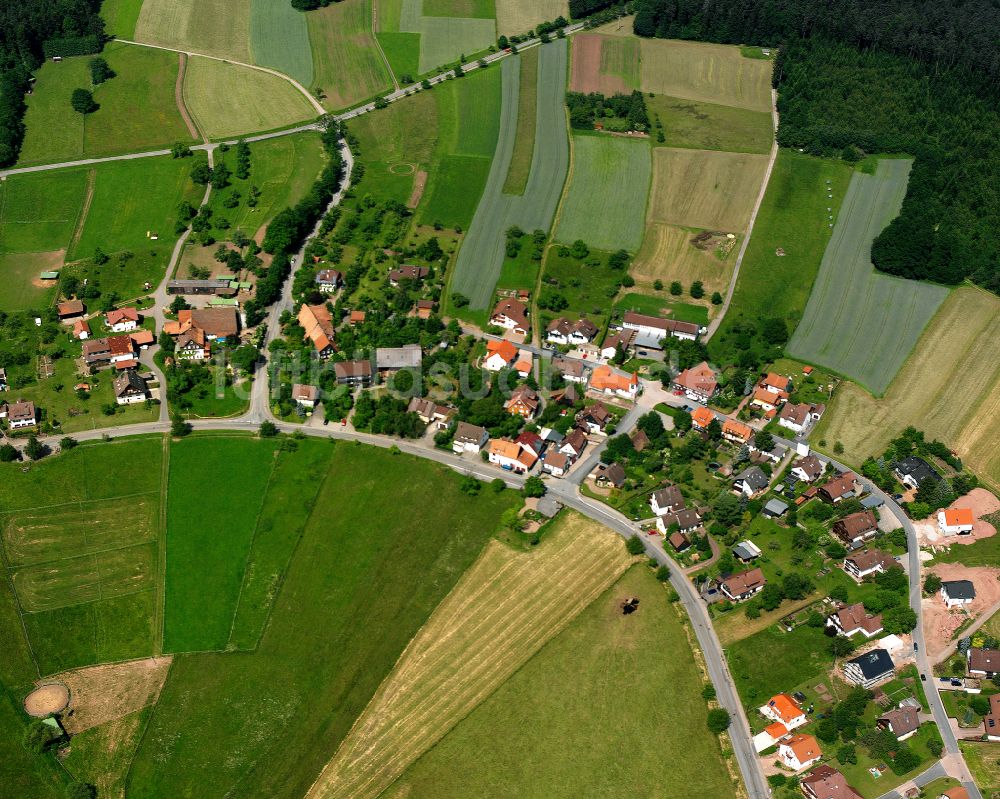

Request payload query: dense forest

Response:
[0,0,105,165]
[633,0,1000,292]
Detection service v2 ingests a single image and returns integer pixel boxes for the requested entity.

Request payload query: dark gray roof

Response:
[763,498,789,515]
[894,455,942,483]
[848,649,894,679]
[733,541,761,561]
[942,580,976,600]
[861,494,884,509]
[736,467,769,490]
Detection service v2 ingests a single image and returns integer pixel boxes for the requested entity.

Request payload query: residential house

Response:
[967,648,1000,678]
[986,694,1000,742]
[719,568,766,602]
[800,765,863,799]
[407,398,454,430]
[388,265,429,285]
[297,304,336,358]
[893,455,942,490]
[186,308,238,341]
[877,707,920,741]
[691,405,715,430]
[546,317,599,345]
[832,510,880,548]
[550,384,579,405]
[753,721,791,753]
[108,335,136,365]
[514,349,533,378]
[656,508,702,535]
[827,603,884,638]
[349,310,366,325]
[762,373,792,395]
[452,422,489,454]
[941,788,972,799]
[175,326,208,360]
[843,649,894,688]
[630,428,650,452]
[490,297,529,334]
[72,319,90,340]
[791,455,824,483]
[552,355,588,384]
[410,299,436,319]
[763,498,789,518]
[56,299,85,320]
[819,472,860,503]
[558,427,588,460]
[589,365,639,400]
[576,402,613,434]
[672,361,719,403]
[733,466,769,498]
[2,400,36,429]
[292,384,319,409]
[722,418,753,445]
[0,368,7,391]
[105,307,140,332]
[505,385,539,418]
[843,549,897,581]
[941,580,975,608]
[733,541,762,563]
[668,531,690,552]
[483,339,518,372]
[542,451,570,477]
[488,438,537,473]
[595,463,626,489]
[750,386,786,414]
[130,329,154,350]
[113,370,149,405]
[759,694,807,730]
[599,329,636,359]
[333,360,373,387]
[778,402,824,434]
[750,440,786,465]
[620,311,700,345]
[375,344,422,374]
[515,431,544,458]
[650,484,685,516]
[938,508,975,536]
[778,734,822,771]
[315,268,342,292]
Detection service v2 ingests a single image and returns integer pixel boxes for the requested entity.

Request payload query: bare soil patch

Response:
[175,52,201,141]
[407,169,427,209]
[569,34,626,95]
[24,683,70,717]
[52,656,172,733]
[922,564,1000,659]
[915,489,1000,548]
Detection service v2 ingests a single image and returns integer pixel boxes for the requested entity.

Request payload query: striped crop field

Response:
[250,0,314,87]
[787,159,948,395]
[555,133,651,252]
[397,0,496,75]
[134,0,252,63]
[450,40,570,309]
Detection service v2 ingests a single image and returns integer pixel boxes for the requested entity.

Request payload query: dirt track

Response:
[175,52,201,141]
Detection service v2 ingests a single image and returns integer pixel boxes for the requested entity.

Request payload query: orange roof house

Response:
[762,372,792,393]
[484,339,518,371]
[298,303,336,357]
[349,310,366,325]
[780,733,822,771]
[944,508,974,526]
[691,406,715,430]
[760,694,807,728]
[589,365,639,398]
[764,722,789,740]
[672,361,718,401]
[722,418,753,443]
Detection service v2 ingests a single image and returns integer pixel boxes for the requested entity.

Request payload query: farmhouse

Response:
[488,438,537,473]
[941,580,975,608]
[778,734,822,772]
[73,319,90,340]
[733,466,769,498]
[938,508,975,536]
[546,317,599,345]
[505,385,539,418]
[791,455,824,483]
[985,694,1000,742]
[778,402,824,433]
[620,311,700,345]
[452,422,489,454]
[827,602,883,638]
[967,647,1000,678]
[483,339,518,372]
[589,365,639,399]
[56,299,85,320]
[113,369,149,405]
[490,297,529,334]
[690,406,715,430]
[722,418,753,444]
[166,278,235,296]
[877,706,920,741]
[832,510,879,548]
[576,402,613,434]
[800,765,863,799]
[844,549,897,580]
[843,649,894,688]
[333,360,373,387]
[552,355,588,384]
[82,338,112,366]
[315,269,342,292]
[893,456,942,490]
[407,398,454,429]
[2,399,37,429]
[175,326,208,360]
[190,308,239,341]
[292,384,319,409]
[297,303,336,358]
[600,329,636,359]
[108,335,136,365]
[672,361,719,402]
[105,307,140,332]
[375,344,422,374]
[656,508,702,535]
[760,694,807,730]
[819,472,860,503]
[650,484,685,516]
[720,568,766,602]
[388,265,429,285]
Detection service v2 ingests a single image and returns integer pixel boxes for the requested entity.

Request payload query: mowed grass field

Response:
[396,0,497,75]
[450,40,569,309]
[308,0,392,110]
[125,443,518,799]
[631,223,735,297]
[0,438,164,675]
[555,133,651,252]
[495,0,566,37]
[306,513,633,799]
[250,0,314,87]
[383,565,737,798]
[709,151,852,343]
[648,147,769,232]
[183,56,316,139]
[100,0,145,37]
[815,287,1000,493]
[788,159,948,394]
[648,94,773,154]
[502,47,538,195]
[16,42,194,166]
[135,0,252,62]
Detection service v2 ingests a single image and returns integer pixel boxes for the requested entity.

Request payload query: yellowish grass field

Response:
[648,147,769,232]
[815,287,1000,492]
[304,512,633,799]
[134,0,252,62]
[495,0,568,37]
[183,56,315,138]
[631,222,735,296]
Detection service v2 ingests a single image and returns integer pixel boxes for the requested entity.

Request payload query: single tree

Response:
[89,57,115,84]
[625,535,645,555]
[171,413,192,437]
[22,720,52,753]
[71,88,98,114]
[171,142,193,158]
[711,291,723,305]
[0,444,19,462]
[24,435,45,461]
[259,421,279,438]
[923,573,942,594]
[669,281,682,296]
[690,280,704,299]
[522,475,546,498]
[655,565,671,582]
[59,437,78,450]
[706,708,731,734]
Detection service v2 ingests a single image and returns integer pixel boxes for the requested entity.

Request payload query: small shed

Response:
[763,498,789,518]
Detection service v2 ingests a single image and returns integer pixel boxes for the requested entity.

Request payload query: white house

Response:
[941,580,975,608]
[843,649,894,688]
[791,455,824,483]
[655,508,701,535]
[315,268,343,293]
[292,384,319,409]
[649,485,684,516]
[488,438,537,473]
[826,602,884,638]
[2,399,37,429]
[483,339,518,372]
[490,297,529,334]
[759,694,808,730]
[778,734,822,772]
[546,318,598,346]
[589,365,639,400]
[558,428,588,460]
[620,312,700,344]
[452,422,489,454]
[938,508,975,536]
[105,307,140,332]
[843,549,897,581]
[777,402,824,433]
[541,451,570,477]
[719,568,766,602]
[108,335,136,365]
[113,370,149,405]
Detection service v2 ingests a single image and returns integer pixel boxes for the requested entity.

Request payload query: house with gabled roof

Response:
[720,568,766,602]
[691,405,715,430]
[57,299,85,320]
[656,508,702,536]
[113,369,149,405]
[315,268,342,292]
[778,734,822,772]
[105,307,140,332]
[759,693,807,730]
[576,402,613,434]
[388,265,429,285]
[452,422,489,454]
[722,418,753,444]
[558,427,588,460]
[843,549,897,581]
[546,317,599,345]
[2,399,37,429]
[941,580,975,608]
[827,602,884,638]
[843,649,894,688]
[819,472,860,503]
[599,329,636,359]
[832,510,879,548]
[298,303,336,358]
[490,297,529,334]
[650,484,684,516]
[483,339,518,372]
[505,385,539,418]
[791,455,824,483]
[893,455,942,489]
[938,507,975,536]
[968,647,1000,678]
[552,355,588,384]
[292,384,319,408]
[733,466,769,498]
[589,365,638,400]
[750,386,786,413]
[672,361,718,402]
[762,372,792,394]
[488,438,537,473]
[877,706,920,741]
[620,312,699,344]
[333,360,372,387]
[778,401,824,433]
[800,765,863,799]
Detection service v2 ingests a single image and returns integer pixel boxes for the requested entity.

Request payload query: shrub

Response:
[706,708,731,734]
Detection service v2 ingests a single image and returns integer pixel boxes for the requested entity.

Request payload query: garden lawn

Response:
[383,565,737,799]
[614,292,709,325]
[163,436,280,652]
[555,133,651,252]
[788,159,948,395]
[125,443,517,799]
[308,0,393,110]
[0,253,59,311]
[17,42,193,166]
[134,0,252,62]
[183,56,315,139]
[648,94,773,154]
[250,0,314,87]
[961,741,1000,797]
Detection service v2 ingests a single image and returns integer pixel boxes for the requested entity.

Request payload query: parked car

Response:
[921,673,927,681]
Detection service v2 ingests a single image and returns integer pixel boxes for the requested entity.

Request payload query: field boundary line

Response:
[67,168,97,257]
[155,434,169,655]
[116,39,326,116]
